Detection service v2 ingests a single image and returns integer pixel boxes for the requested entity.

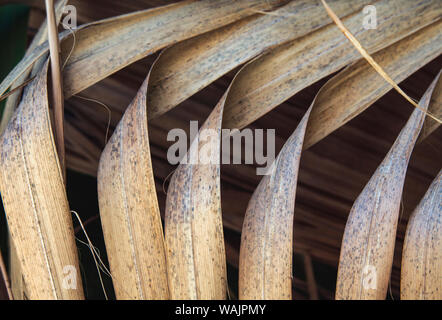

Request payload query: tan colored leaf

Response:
[4,0,69,300]
[238,104,312,300]
[60,0,441,180]
[0,62,83,300]
[164,90,228,300]
[9,242,25,300]
[97,74,168,299]
[147,0,370,119]
[221,0,441,130]
[304,21,442,149]
[401,170,441,300]
[0,0,285,99]
[335,72,440,300]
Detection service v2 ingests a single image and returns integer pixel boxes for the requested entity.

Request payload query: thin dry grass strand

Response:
[63,30,112,146]
[162,168,177,196]
[388,278,394,300]
[73,95,112,146]
[401,170,441,299]
[321,0,441,124]
[61,27,77,71]
[75,238,110,278]
[73,228,135,299]
[249,8,281,16]
[71,211,108,300]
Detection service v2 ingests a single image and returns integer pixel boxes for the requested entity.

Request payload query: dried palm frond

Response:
[335,71,440,299]
[164,89,228,300]
[0,62,83,299]
[97,73,168,300]
[0,0,440,301]
[0,0,285,100]
[401,170,441,300]
[239,104,312,299]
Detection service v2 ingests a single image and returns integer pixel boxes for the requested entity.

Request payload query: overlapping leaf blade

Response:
[0,0,286,100]
[164,91,228,299]
[335,71,440,300]
[147,0,370,120]
[222,0,441,129]
[401,170,441,300]
[97,73,168,299]
[238,106,312,299]
[0,62,83,299]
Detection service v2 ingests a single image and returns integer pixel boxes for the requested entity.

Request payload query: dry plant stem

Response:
[0,77,35,102]
[45,0,65,181]
[401,170,441,299]
[335,72,440,300]
[0,62,83,299]
[321,0,441,124]
[71,211,108,299]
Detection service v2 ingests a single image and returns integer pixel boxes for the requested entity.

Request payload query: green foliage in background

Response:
[0,4,29,114]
